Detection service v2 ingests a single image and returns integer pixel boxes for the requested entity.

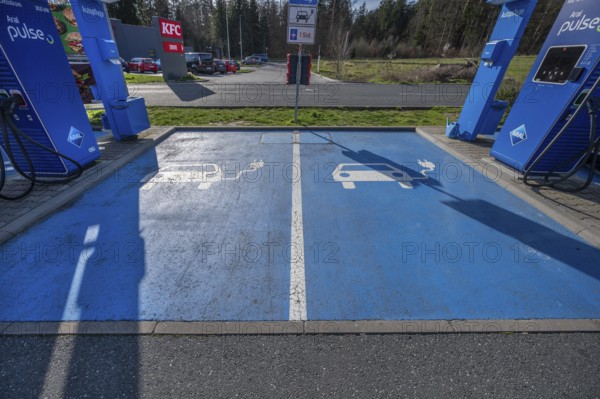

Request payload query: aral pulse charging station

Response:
[0,0,100,177]
[491,0,600,179]
[449,0,600,188]
[0,0,149,199]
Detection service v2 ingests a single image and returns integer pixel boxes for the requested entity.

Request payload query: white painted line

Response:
[41,225,100,398]
[62,225,100,320]
[290,131,307,321]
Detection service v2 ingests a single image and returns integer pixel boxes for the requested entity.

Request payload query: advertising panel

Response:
[152,16,188,80]
[49,0,97,104]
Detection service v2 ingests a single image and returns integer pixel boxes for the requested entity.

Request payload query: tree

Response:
[154,0,170,18]
[107,0,140,25]
[110,0,565,60]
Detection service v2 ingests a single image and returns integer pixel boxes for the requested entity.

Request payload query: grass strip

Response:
[318,55,536,85]
[87,106,460,127]
[123,72,208,84]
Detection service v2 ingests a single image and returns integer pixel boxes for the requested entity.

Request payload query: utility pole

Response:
[317,45,321,73]
[225,0,231,60]
[239,15,243,61]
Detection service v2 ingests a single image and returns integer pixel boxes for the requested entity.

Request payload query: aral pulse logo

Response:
[501,9,525,19]
[510,125,527,146]
[6,16,54,44]
[68,127,84,148]
[558,10,600,36]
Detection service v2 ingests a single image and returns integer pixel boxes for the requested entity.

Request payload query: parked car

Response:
[128,58,158,73]
[224,60,238,73]
[119,57,130,73]
[185,52,214,74]
[154,58,161,71]
[213,59,227,74]
[250,53,269,63]
[242,56,263,65]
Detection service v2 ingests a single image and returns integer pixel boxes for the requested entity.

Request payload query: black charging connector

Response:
[523,76,600,193]
[0,95,85,201]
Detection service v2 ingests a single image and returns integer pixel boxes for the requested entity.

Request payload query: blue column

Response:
[70,0,150,141]
[446,0,538,141]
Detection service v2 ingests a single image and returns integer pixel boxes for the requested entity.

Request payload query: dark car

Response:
[186,52,214,74]
[128,58,158,73]
[119,57,130,73]
[213,59,227,74]
[242,56,263,65]
[250,53,269,63]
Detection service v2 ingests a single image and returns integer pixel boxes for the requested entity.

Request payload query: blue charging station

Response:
[446,0,538,141]
[491,0,600,179]
[69,0,150,141]
[0,0,100,177]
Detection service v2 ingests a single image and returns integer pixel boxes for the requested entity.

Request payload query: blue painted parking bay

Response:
[1,129,600,322]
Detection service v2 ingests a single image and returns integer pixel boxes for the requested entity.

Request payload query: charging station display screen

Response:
[534,46,586,84]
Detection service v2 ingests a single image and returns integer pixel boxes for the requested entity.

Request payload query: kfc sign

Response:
[162,41,184,53]
[158,18,183,39]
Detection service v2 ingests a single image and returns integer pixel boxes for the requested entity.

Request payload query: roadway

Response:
[2,334,598,398]
[130,63,469,108]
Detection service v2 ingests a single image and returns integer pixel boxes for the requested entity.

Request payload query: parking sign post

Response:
[294,45,303,123]
[289,0,317,123]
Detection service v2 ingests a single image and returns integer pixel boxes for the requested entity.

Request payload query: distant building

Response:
[110,18,157,61]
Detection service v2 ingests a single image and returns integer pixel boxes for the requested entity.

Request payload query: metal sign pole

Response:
[294,44,302,123]
[317,45,321,73]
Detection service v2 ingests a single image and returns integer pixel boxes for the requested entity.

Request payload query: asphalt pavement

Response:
[1,333,598,398]
[130,63,469,108]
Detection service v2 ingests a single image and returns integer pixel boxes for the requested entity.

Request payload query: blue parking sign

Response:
[289,0,318,5]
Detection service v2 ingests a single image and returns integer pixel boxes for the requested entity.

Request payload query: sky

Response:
[361,0,380,10]
[356,0,417,11]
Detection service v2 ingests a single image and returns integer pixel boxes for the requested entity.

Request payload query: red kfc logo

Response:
[158,18,183,39]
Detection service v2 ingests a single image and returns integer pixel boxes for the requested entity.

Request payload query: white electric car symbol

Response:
[332,161,436,190]
[141,161,264,190]
[332,163,414,189]
[141,163,222,190]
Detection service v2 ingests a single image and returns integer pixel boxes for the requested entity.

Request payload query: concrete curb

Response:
[2,322,157,335]
[176,126,418,132]
[310,71,338,83]
[415,127,600,250]
[1,319,599,335]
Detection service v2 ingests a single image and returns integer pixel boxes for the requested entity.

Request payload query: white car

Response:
[332,163,414,190]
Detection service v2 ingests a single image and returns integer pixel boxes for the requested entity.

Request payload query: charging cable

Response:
[523,74,600,192]
[0,95,84,201]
